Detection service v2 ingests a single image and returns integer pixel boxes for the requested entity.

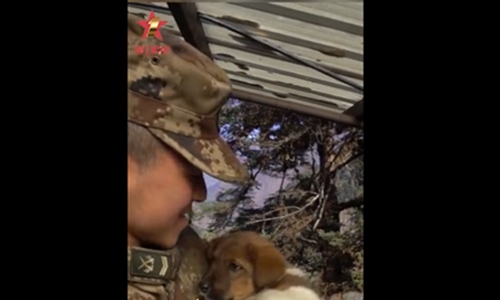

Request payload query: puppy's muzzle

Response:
[199,277,229,300]
[199,280,211,294]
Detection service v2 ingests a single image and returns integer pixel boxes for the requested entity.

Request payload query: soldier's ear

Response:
[247,244,286,290]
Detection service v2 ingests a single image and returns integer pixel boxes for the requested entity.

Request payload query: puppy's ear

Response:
[206,236,225,261]
[247,244,286,289]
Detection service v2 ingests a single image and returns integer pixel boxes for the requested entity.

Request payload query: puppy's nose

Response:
[199,281,211,293]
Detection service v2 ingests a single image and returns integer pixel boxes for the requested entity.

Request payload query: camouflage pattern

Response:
[128,12,249,184]
[128,227,207,300]
[173,226,209,300]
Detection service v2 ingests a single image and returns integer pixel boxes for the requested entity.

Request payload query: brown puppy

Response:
[200,231,320,300]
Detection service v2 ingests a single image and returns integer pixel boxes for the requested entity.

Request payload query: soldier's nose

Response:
[199,281,211,293]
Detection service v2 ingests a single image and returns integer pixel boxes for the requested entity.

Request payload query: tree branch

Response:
[246,194,320,225]
[337,196,364,211]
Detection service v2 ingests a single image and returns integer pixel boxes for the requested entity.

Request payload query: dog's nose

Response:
[199,281,211,293]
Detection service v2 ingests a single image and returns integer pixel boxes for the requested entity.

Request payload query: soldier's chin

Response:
[143,220,189,249]
[173,216,189,235]
[177,216,188,230]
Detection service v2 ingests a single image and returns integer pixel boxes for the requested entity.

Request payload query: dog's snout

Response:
[199,280,211,293]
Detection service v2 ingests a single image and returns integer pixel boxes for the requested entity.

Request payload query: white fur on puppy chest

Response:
[285,267,306,278]
[253,286,321,300]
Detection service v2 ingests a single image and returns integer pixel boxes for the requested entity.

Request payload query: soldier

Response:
[127,12,249,300]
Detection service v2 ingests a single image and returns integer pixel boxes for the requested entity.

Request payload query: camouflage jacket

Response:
[128,227,208,300]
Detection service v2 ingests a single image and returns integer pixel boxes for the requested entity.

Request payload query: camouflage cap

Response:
[128,13,249,183]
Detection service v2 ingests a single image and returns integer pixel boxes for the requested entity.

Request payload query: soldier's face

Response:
[128,147,207,249]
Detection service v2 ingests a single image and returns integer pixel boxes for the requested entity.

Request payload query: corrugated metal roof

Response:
[128,1,363,115]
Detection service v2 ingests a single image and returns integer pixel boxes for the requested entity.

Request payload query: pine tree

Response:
[194,99,363,298]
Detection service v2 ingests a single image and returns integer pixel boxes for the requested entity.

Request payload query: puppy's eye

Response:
[229,262,242,272]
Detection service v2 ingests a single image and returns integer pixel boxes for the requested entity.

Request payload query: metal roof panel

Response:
[128,1,363,117]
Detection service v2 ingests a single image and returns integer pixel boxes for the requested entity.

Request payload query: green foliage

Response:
[317,213,363,292]
[194,99,364,297]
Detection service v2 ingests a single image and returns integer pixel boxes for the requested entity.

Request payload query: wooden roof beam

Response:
[336,98,363,132]
[167,2,213,60]
[232,89,362,128]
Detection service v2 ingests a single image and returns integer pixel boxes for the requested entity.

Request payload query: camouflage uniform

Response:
[127,12,249,300]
